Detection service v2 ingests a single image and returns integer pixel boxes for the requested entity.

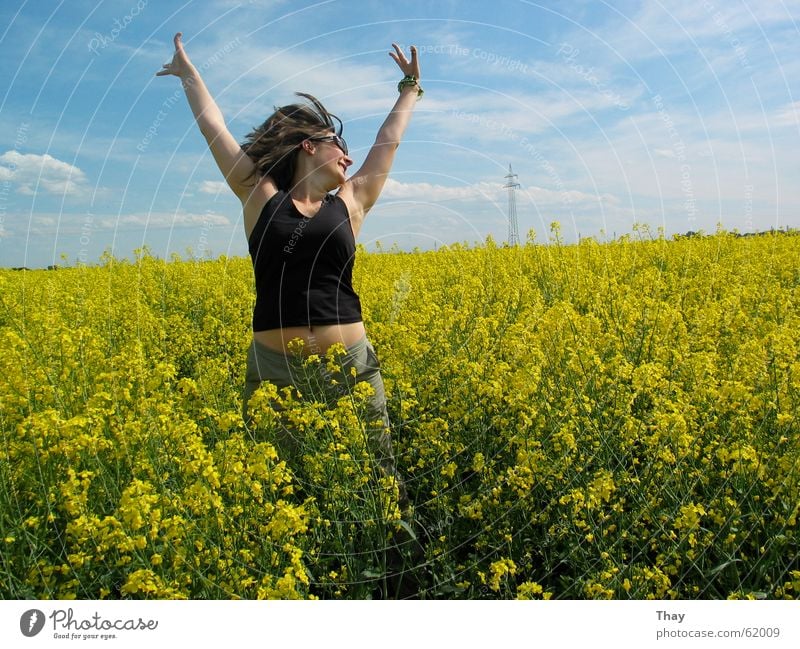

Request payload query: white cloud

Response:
[380,178,501,202]
[774,101,800,128]
[201,41,395,126]
[198,180,229,194]
[98,211,233,230]
[0,210,233,236]
[0,151,89,197]
[654,148,678,159]
[414,83,638,154]
[380,178,610,207]
[520,185,617,207]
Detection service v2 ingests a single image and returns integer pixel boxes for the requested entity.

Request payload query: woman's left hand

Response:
[389,43,420,80]
[156,32,194,79]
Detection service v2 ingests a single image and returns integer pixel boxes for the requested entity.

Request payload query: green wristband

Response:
[398,74,424,99]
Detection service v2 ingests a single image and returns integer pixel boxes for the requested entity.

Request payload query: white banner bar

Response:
[2,600,798,648]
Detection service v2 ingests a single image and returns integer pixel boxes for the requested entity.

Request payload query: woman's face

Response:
[311,133,348,156]
[308,132,353,185]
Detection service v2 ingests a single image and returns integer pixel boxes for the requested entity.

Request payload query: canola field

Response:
[1,230,799,599]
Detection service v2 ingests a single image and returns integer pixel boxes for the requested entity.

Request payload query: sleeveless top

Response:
[248,190,363,330]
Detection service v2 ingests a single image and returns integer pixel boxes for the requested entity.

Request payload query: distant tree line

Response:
[676,226,798,239]
[10,265,61,271]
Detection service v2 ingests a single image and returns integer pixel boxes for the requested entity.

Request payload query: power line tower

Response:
[504,164,520,246]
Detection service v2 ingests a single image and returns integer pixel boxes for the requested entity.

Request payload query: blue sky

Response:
[0,0,798,267]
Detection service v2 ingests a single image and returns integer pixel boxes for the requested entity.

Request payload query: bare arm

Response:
[345,44,421,217]
[156,33,260,201]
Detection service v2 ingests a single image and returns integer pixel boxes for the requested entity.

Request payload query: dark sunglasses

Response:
[309,134,348,156]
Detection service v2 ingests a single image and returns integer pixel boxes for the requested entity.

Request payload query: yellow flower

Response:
[516,581,552,600]
[488,558,517,592]
[3,233,799,600]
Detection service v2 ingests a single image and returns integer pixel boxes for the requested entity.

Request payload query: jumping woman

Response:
[156,33,422,541]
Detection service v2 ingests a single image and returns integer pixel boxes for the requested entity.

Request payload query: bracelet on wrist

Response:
[398,74,424,99]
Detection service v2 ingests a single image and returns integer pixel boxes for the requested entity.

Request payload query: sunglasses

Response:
[309,134,348,156]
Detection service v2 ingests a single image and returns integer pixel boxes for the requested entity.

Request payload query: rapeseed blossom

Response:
[0,232,798,598]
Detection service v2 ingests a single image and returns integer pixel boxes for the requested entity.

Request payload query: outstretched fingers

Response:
[155,32,187,77]
[389,43,405,64]
[389,43,420,78]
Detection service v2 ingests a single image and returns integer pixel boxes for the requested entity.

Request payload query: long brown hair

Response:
[240,93,343,190]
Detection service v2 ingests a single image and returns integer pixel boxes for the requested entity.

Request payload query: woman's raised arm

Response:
[345,43,421,220]
[156,32,257,201]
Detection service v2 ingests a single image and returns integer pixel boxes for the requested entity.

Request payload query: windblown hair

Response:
[240,93,343,191]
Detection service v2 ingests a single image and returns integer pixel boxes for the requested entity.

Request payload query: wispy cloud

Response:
[380,178,501,202]
[198,40,396,126]
[774,101,800,128]
[1,209,233,236]
[98,211,232,230]
[380,178,610,207]
[198,180,228,194]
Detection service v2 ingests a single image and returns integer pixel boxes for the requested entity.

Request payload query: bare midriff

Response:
[253,321,366,357]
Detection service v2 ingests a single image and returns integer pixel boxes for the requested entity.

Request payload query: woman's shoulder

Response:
[244,182,287,241]
[335,182,364,231]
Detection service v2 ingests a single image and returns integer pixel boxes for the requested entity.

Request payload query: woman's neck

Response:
[289,178,331,204]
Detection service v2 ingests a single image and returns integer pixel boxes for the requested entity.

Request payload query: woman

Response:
[156,33,421,515]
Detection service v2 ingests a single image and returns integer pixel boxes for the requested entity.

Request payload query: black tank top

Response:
[248,190,363,330]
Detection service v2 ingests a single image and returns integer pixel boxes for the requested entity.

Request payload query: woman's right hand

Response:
[389,43,420,81]
[155,32,193,79]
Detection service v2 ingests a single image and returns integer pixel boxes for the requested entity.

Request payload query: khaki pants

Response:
[241,334,409,514]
